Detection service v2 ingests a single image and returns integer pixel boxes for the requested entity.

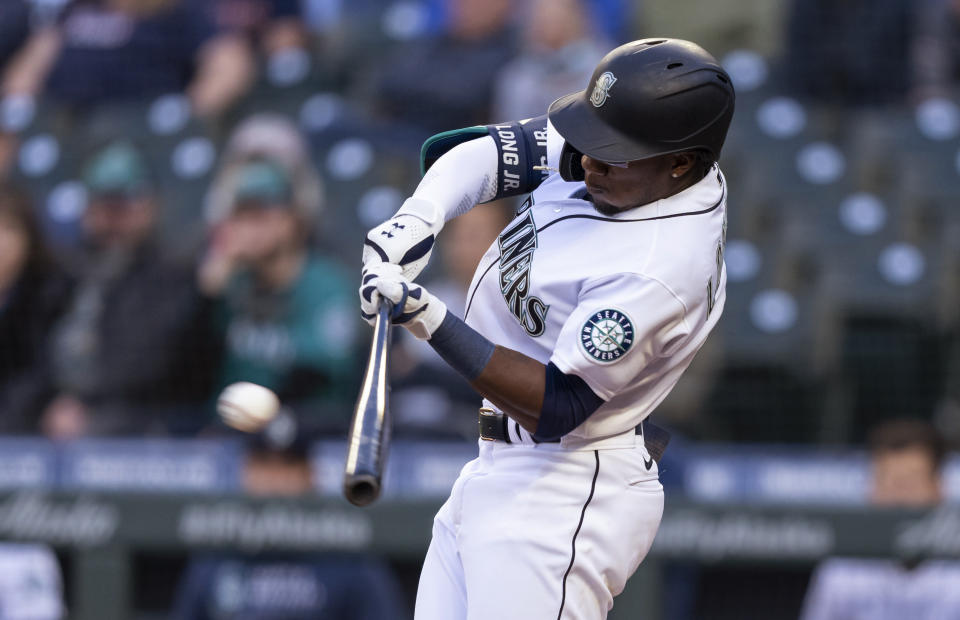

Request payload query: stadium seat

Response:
[729,96,855,248]
[816,236,949,439]
[708,247,832,443]
[10,103,85,248]
[34,100,222,257]
[307,118,422,259]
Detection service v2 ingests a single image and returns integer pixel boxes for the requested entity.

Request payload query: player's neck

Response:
[592,167,709,215]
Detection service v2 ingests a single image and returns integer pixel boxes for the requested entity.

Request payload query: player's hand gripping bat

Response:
[343,299,393,506]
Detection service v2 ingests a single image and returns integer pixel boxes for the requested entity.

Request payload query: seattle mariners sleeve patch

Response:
[580,309,635,363]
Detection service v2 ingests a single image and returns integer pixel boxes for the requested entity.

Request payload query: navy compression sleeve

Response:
[534,363,605,441]
[428,311,496,381]
[428,311,605,440]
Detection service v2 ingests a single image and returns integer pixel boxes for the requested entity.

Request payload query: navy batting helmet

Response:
[548,38,735,181]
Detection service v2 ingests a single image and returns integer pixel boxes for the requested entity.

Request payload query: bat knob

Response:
[344,474,382,507]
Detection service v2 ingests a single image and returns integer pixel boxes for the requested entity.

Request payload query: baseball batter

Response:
[359,39,735,619]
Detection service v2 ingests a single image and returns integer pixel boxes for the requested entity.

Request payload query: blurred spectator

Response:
[392,201,512,438]
[42,141,216,438]
[801,419,960,619]
[239,414,314,496]
[424,0,628,42]
[207,0,309,55]
[640,0,787,58]
[492,0,607,121]
[171,424,408,620]
[199,129,357,431]
[867,420,945,507]
[583,0,629,43]
[784,0,915,105]
[205,114,324,231]
[0,0,38,177]
[374,0,517,135]
[0,184,69,431]
[912,0,960,101]
[0,543,65,619]
[1,0,255,117]
[300,0,345,35]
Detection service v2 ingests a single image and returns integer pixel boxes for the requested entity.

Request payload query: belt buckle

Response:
[478,407,499,441]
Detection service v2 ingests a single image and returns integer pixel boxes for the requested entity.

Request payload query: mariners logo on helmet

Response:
[590,72,617,107]
[581,309,634,363]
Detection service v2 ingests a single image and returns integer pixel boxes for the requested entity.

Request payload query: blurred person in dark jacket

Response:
[1,0,254,116]
[0,184,70,431]
[374,0,517,135]
[171,418,408,620]
[41,141,216,438]
[801,419,960,619]
[198,153,358,433]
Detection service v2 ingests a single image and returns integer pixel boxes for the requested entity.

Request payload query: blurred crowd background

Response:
[2,0,960,618]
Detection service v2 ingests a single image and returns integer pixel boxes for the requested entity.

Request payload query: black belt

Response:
[477,409,670,462]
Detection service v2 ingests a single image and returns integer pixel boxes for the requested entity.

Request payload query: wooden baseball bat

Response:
[343,299,393,506]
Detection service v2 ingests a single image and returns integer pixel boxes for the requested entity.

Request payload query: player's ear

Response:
[559,142,585,182]
[669,152,696,179]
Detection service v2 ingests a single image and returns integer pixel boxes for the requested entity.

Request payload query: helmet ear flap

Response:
[559,142,585,182]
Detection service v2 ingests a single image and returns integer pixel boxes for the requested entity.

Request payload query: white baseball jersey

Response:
[464,152,727,442]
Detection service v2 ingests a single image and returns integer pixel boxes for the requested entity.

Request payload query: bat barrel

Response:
[343,300,393,507]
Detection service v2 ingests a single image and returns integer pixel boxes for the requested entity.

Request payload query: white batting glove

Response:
[359,263,447,340]
[361,198,443,281]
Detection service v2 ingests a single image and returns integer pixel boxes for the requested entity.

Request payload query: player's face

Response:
[581,153,696,215]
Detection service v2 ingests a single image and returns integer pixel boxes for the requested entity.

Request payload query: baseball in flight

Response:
[217,382,280,432]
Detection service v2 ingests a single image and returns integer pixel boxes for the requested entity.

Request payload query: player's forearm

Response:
[426,311,604,438]
[400,136,499,227]
[471,347,545,432]
[426,311,543,430]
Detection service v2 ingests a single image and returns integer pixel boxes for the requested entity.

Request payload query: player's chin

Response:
[591,195,627,216]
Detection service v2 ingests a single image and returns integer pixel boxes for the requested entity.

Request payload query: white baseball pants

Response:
[414,434,664,620]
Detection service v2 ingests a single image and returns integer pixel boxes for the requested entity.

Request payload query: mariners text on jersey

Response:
[497,210,549,336]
